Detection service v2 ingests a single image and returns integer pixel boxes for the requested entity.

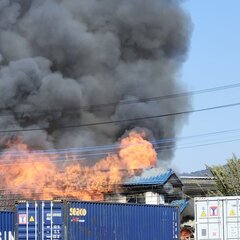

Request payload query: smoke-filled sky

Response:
[0,0,191,162]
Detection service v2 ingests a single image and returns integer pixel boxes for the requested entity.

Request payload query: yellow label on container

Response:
[229,209,236,216]
[201,211,207,218]
[69,208,87,216]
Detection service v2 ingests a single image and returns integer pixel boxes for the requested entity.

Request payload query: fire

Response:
[0,131,157,200]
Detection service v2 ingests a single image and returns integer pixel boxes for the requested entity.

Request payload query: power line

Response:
[1,136,240,167]
[0,179,216,199]
[0,125,238,153]
[0,127,239,161]
[0,177,214,193]
[1,101,240,134]
[155,137,240,152]
[0,124,240,157]
[153,128,240,145]
[1,82,240,116]
[3,127,240,155]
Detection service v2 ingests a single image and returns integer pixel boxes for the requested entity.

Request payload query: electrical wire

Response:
[0,129,240,167]
[1,82,240,116]
[1,101,240,134]
[2,126,240,156]
[0,174,218,199]
[0,183,217,200]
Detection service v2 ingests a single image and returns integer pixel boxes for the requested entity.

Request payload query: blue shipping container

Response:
[16,200,179,240]
[0,211,14,240]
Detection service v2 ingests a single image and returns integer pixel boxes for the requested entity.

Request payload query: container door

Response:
[16,201,64,240]
[223,197,240,240]
[16,202,38,240]
[40,201,64,240]
[195,199,224,240]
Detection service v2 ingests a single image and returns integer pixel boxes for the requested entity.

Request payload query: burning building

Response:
[105,168,183,204]
[0,0,191,202]
[0,131,157,203]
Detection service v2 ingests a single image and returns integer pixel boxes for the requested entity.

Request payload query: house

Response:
[105,168,218,226]
[105,168,183,204]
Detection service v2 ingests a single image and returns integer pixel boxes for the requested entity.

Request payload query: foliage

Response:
[207,154,240,196]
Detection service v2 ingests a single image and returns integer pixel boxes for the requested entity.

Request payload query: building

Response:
[105,169,218,225]
[180,175,217,198]
[105,168,183,204]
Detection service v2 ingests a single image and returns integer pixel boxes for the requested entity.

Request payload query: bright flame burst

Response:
[0,131,157,200]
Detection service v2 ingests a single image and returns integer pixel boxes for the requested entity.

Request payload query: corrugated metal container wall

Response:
[195,196,240,240]
[67,201,179,240]
[16,200,180,240]
[0,211,14,240]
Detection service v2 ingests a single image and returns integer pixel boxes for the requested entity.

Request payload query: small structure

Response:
[180,176,217,198]
[170,199,194,222]
[171,199,195,240]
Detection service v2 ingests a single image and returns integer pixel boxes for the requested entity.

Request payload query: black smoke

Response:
[0,0,191,161]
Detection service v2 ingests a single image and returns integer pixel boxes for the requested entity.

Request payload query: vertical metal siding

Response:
[195,196,240,240]
[67,201,180,240]
[0,211,14,240]
[16,201,179,240]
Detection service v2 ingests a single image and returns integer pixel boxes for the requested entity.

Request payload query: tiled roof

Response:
[170,199,189,213]
[124,168,174,186]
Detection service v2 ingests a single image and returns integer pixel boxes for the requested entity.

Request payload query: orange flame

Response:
[0,131,157,200]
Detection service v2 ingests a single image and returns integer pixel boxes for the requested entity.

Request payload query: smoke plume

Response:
[0,0,191,161]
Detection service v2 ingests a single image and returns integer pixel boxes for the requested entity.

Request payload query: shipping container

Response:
[195,196,240,240]
[15,200,179,240]
[0,211,14,240]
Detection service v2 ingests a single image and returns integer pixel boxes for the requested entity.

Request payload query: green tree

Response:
[207,154,240,196]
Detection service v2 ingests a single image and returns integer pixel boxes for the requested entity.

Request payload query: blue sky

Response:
[171,0,240,173]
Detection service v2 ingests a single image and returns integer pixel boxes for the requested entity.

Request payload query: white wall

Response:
[105,194,127,203]
[145,192,165,205]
